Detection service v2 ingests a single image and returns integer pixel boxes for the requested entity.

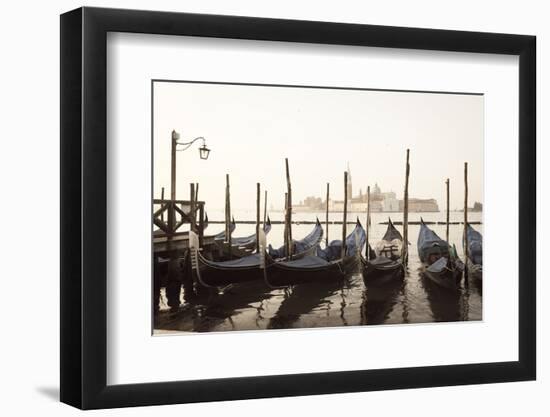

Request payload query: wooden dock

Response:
[153,195,220,310]
[153,231,217,255]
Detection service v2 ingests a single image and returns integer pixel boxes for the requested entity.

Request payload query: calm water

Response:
[154,211,482,333]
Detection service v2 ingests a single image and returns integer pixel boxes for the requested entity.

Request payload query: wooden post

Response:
[198,203,204,248]
[342,171,348,258]
[153,254,161,313]
[225,174,232,258]
[325,183,330,247]
[189,183,196,233]
[195,183,199,202]
[166,130,180,309]
[169,131,178,237]
[284,192,289,256]
[402,149,410,265]
[160,187,165,223]
[256,183,261,252]
[445,178,450,243]
[225,174,230,239]
[366,186,371,260]
[263,190,268,226]
[285,158,293,259]
[464,162,469,282]
[185,186,197,301]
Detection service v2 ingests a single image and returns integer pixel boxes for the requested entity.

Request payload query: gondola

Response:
[214,217,272,259]
[361,218,405,284]
[417,219,464,290]
[260,219,366,287]
[464,223,482,280]
[190,221,324,288]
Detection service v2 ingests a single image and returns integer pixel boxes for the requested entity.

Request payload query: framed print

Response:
[60,7,536,409]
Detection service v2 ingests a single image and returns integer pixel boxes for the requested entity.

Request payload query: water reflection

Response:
[420,273,463,322]
[155,281,275,332]
[361,278,403,325]
[268,279,344,329]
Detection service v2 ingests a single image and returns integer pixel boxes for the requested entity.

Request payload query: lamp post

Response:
[169,130,211,235]
[166,130,211,308]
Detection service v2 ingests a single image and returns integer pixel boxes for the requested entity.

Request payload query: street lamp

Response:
[199,143,210,160]
[173,131,211,160]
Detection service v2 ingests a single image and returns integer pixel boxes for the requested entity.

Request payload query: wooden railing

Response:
[153,198,205,245]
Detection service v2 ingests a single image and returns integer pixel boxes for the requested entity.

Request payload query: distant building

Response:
[346,162,353,199]
[399,198,439,212]
[471,202,483,212]
[303,164,439,212]
[295,196,324,211]
[383,191,400,212]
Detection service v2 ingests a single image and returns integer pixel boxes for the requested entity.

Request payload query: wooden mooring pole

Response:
[185,183,198,298]
[402,149,410,265]
[169,131,178,236]
[189,183,196,233]
[325,183,330,247]
[256,183,261,252]
[225,174,232,258]
[464,162,469,282]
[165,131,181,309]
[366,185,371,260]
[263,190,268,226]
[285,158,293,259]
[342,171,348,258]
[284,193,289,256]
[445,178,450,243]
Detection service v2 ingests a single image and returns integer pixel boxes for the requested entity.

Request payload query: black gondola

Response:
[417,218,464,290]
[191,221,324,287]
[261,219,366,287]
[361,218,405,284]
[464,223,482,280]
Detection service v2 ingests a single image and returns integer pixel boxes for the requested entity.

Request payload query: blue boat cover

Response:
[230,222,272,247]
[417,221,450,263]
[317,221,366,261]
[426,256,448,273]
[268,222,323,259]
[215,219,271,245]
[464,224,482,265]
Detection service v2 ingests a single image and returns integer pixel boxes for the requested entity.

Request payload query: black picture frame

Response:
[60,6,536,410]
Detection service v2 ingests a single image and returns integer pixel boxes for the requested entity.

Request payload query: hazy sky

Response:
[153,81,483,212]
